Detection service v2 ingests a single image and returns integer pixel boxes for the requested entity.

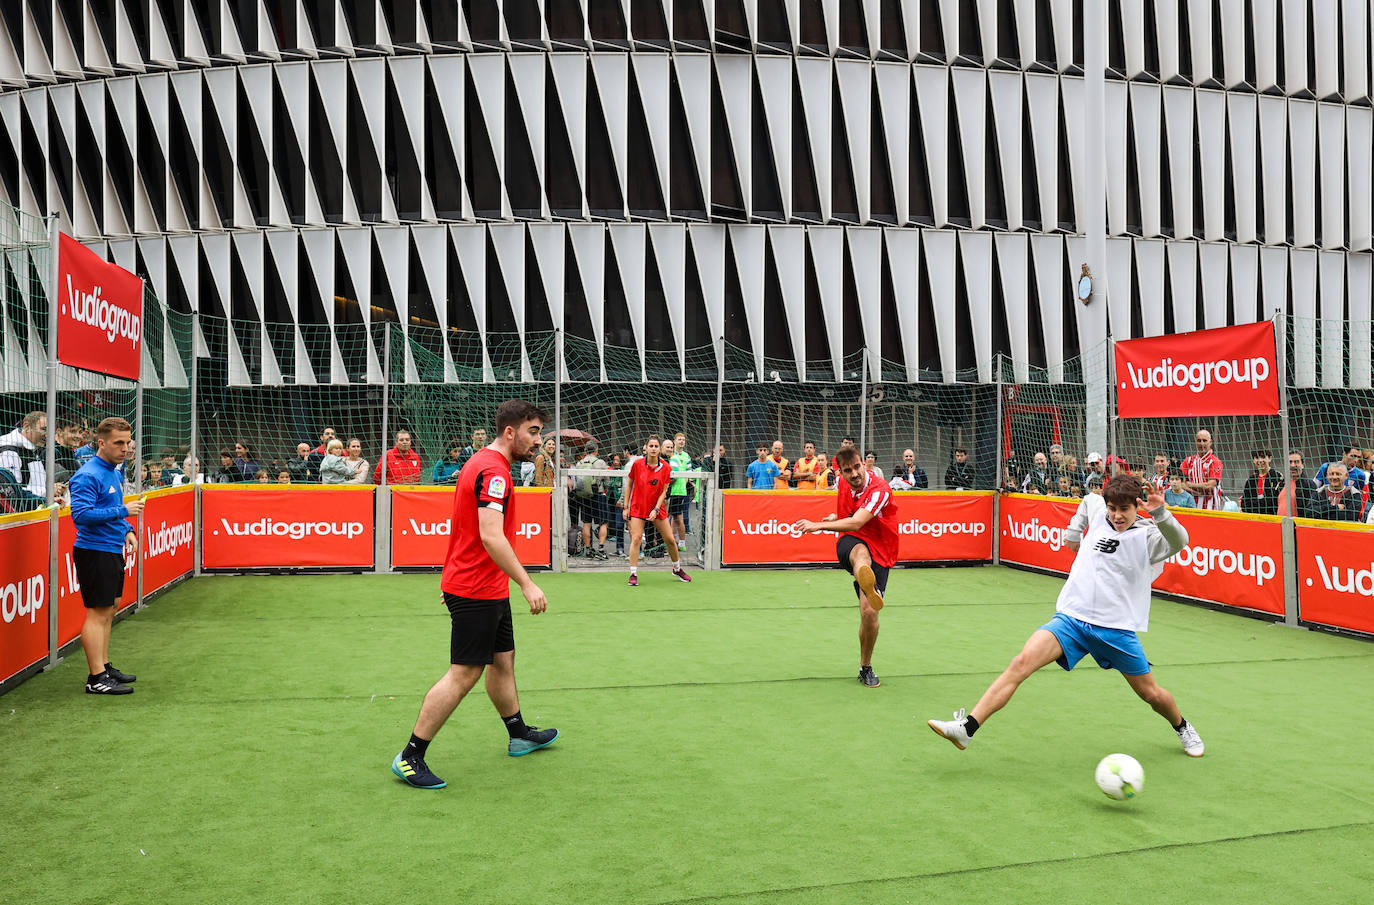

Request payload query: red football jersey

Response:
[836,471,900,568]
[440,447,515,600]
[1181,452,1224,510]
[627,456,673,519]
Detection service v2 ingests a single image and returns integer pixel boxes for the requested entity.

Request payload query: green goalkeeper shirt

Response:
[669,451,693,496]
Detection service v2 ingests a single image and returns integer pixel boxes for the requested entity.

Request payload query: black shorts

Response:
[668,495,688,516]
[835,535,890,600]
[443,593,514,665]
[73,546,126,608]
[572,494,608,526]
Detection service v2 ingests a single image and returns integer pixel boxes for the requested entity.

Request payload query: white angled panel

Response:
[372,226,409,325]
[389,57,429,219]
[808,226,846,378]
[349,58,392,221]
[451,224,493,380]
[1288,100,1317,247]
[768,226,807,378]
[958,231,992,380]
[1317,103,1345,249]
[527,224,566,328]
[977,0,998,64]
[468,55,509,219]
[848,228,883,377]
[716,55,753,217]
[923,230,957,379]
[1312,1,1338,98]
[688,224,726,348]
[988,71,1022,231]
[1050,0,1074,72]
[1290,248,1318,387]
[728,225,766,380]
[1031,235,1066,381]
[1318,251,1345,388]
[239,65,286,225]
[836,60,872,223]
[312,60,357,223]
[1259,245,1289,324]
[913,65,948,226]
[1103,80,1127,236]
[489,224,531,381]
[875,62,911,224]
[1198,242,1229,330]
[1196,89,1225,242]
[631,53,670,217]
[1229,244,1260,326]
[1218,0,1246,87]
[1013,0,1037,64]
[674,55,712,214]
[548,54,586,216]
[1342,0,1369,103]
[938,0,960,61]
[1227,93,1257,244]
[1347,255,1372,389]
[1166,241,1198,334]
[1187,1,1213,81]
[1162,86,1194,239]
[1252,0,1278,91]
[1025,72,1058,230]
[1133,239,1165,337]
[1349,108,1373,251]
[951,68,985,229]
[566,223,606,379]
[508,54,548,218]
[1153,0,1179,81]
[1283,0,1308,94]
[428,56,469,220]
[1129,83,1161,237]
[274,63,322,225]
[609,224,647,377]
[1258,95,1287,244]
[648,224,687,375]
[755,56,793,220]
[797,58,833,221]
[1104,237,1133,339]
[994,233,1029,381]
[1120,0,1145,76]
[1060,76,1087,231]
[884,228,920,377]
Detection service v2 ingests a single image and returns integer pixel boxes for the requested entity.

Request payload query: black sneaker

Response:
[858,665,881,688]
[508,726,560,757]
[391,752,446,789]
[85,672,133,695]
[105,663,136,683]
[594,548,609,561]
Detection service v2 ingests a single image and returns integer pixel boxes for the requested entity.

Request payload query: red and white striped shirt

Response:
[1180,452,1225,510]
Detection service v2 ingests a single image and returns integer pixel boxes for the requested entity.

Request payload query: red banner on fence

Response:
[1295,521,1374,634]
[57,509,138,646]
[997,494,1081,573]
[0,515,52,683]
[201,487,374,569]
[141,488,195,595]
[1155,511,1284,615]
[391,487,552,568]
[1114,321,1279,418]
[720,491,993,565]
[56,232,144,381]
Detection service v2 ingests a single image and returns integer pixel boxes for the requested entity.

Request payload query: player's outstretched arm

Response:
[478,507,547,614]
[1145,491,1189,564]
[793,509,872,534]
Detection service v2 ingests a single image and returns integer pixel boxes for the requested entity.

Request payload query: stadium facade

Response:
[1,2,1370,415]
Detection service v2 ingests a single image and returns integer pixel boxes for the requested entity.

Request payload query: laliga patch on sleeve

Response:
[487,475,507,498]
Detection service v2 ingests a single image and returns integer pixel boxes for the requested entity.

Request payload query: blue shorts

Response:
[1039,612,1151,676]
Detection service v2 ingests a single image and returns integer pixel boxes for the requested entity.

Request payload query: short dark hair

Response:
[835,447,862,467]
[1345,446,1361,455]
[1103,474,1145,508]
[756,443,768,450]
[495,400,549,433]
[954,446,967,455]
[97,417,132,438]
[842,436,855,444]
[1252,448,1273,458]
[805,440,816,447]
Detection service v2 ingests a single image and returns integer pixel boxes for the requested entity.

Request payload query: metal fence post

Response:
[189,310,199,481]
[380,322,391,490]
[1274,309,1300,627]
[993,352,1004,562]
[44,214,58,506]
[552,329,566,573]
[858,348,869,455]
[1106,331,1117,469]
[46,505,59,669]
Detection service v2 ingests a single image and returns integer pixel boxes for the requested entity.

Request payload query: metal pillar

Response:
[44,215,58,506]
[858,350,869,456]
[993,352,1005,565]
[552,329,566,572]
[188,310,199,482]
[1275,309,1300,627]
[380,322,391,489]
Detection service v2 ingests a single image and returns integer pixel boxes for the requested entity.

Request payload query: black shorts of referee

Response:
[444,593,514,665]
[835,535,889,601]
[73,546,127,609]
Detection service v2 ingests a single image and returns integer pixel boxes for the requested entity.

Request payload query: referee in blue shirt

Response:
[69,417,145,695]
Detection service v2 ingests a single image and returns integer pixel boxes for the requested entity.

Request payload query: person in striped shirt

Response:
[1180,430,1224,510]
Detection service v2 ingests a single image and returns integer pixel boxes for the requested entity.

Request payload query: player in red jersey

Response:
[391,400,559,790]
[793,446,900,688]
[622,434,691,586]
[1180,429,1224,510]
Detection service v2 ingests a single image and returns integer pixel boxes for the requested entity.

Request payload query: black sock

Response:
[964,715,980,736]
[503,711,528,739]
[403,733,431,759]
[1173,717,1187,731]
[88,672,105,682]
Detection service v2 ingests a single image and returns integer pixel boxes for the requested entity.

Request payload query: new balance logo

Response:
[1094,538,1120,554]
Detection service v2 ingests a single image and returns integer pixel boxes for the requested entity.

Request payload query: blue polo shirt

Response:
[746,459,781,490]
[69,455,133,553]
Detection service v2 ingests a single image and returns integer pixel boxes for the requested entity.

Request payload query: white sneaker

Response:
[1176,721,1205,757]
[928,708,972,750]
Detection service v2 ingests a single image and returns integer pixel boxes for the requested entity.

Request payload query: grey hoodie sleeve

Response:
[1146,507,1189,564]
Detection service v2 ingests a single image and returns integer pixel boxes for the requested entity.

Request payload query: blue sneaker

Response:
[507,726,560,757]
[392,752,446,789]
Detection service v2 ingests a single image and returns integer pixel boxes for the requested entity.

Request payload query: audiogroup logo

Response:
[1309,555,1374,597]
[65,274,141,347]
[0,572,44,624]
[145,520,194,558]
[216,518,366,540]
[735,518,807,539]
[1005,516,1066,552]
[1168,544,1276,586]
[1123,355,1270,395]
[900,519,985,538]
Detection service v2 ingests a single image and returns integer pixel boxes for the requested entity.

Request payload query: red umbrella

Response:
[557,429,598,447]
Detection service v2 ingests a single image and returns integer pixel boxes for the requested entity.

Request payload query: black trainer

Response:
[85,672,133,695]
[858,665,881,688]
[391,752,446,789]
[508,726,560,757]
[105,663,136,683]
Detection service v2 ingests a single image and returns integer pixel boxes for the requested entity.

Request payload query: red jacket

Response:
[375,448,422,484]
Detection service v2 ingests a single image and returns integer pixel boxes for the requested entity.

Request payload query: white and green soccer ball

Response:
[1095,753,1144,800]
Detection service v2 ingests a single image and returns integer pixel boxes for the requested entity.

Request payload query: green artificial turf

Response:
[5,566,1374,905]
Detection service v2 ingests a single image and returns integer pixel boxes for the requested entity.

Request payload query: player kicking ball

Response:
[623,434,691,586]
[928,474,1206,757]
[793,446,899,688]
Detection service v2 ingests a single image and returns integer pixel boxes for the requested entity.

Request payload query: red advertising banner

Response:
[1295,520,1374,634]
[392,487,552,568]
[997,494,1080,573]
[201,486,374,569]
[720,491,993,565]
[1114,321,1279,418]
[1155,511,1284,615]
[0,514,52,683]
[57,508,138,646]
[56,232,144,380]
[141,487,195,596]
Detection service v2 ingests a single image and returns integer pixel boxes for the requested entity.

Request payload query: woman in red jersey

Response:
[622,435,691,587]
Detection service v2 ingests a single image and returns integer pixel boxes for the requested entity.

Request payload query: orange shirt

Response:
[770,455,790,490]
[793,455,821,488]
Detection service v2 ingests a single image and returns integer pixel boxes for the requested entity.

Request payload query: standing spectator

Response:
[1313,446,1368,491]
[288,443,314,483]
[532,437,557,487]
[890,449,928,489]
[318,439,350,483]
[571,442,611,560]
[1047,444,1066,478]
[69,417,145,695]
[945,447,974,490]
[864,452,884,479]
[433,439,465,484]
[1146,455,1172,493]
[1312,462,1363,521]
[746,444,781,489]
[1082,452,1107,489]
[1180,430,1224,510]
[307,427,337,480]
[215,449,241,482]
[375,430,422,484]
[700,444,734,490]
[1060,454,1085,490]
[607,452,627,555]
[159,449,185,486]
[1105,454,1132,477]
[276,469,291,483]
[233,441,262,481]
[1239,449,1279,515]
[1022,452,1052,494]
[769,440,791,489]
[1163,473,1194,508]
[54,420,82,479]
[831,436,857,474]
[793,441,824,489]
[813,450,832,489]
[455,428,488,473]
[0,411,52,502]
[667,436,694,547]
[1277,452,1314,519]
[1055,475,1074,498]
[145,462,163,491]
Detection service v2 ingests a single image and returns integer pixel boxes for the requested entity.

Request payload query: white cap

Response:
[1085,452,1103,464]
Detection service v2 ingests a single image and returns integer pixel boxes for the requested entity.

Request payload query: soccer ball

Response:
[1094,753,1144,800]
